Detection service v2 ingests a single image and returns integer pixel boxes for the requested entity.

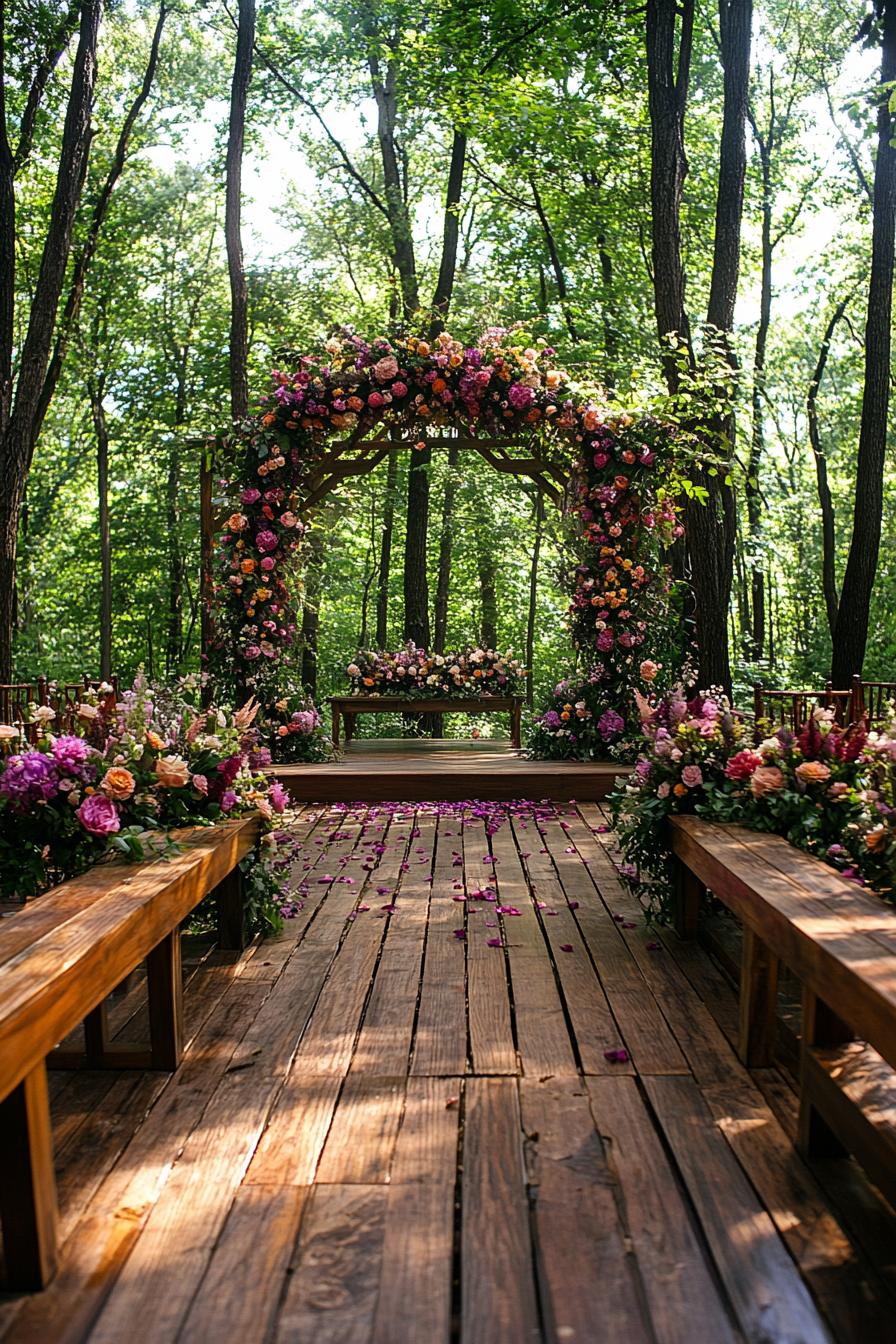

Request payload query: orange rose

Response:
[673,783,688,797]
[240,558,256,574]
[795,761,831,785]
[146,730,166,751]
[865,826,888,852]
[100,767,135,801]
[228,512,247,532]
[751,766,785,798]
[155,754,191,788]
[432,377,447,394]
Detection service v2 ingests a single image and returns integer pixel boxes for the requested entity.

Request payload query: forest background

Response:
[4,0,893,720]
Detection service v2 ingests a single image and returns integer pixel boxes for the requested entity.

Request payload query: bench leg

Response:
[511,701,522,750]
[0,1062,59,1289]
[84,1000,110,1066]
[797,988,851,1159]
[673,861,701,939]
[147,930,184,1072]
[344,712,355,745]
[738,928,779,1067]
[331,703,340,749]
[215,865,248,951]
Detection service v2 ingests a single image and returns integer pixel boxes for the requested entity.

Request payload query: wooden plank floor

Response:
[273,740,624,802]
[2,800,895,1343]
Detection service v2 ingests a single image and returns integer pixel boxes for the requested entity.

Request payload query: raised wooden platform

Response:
[274,738,624,802]
[2,801,893,1342]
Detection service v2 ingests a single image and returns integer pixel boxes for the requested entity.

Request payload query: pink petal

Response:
[559,944,573,953]
[486,937,502,947]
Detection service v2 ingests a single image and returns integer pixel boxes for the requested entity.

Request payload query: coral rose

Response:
[751,766,785,798]
[146,730,166,750]
[100,767,135,800]
[155,754,191,788]
[639,659,659,682]
[795,760,831,784]
[374,355,399,382]
[865,826,888,852]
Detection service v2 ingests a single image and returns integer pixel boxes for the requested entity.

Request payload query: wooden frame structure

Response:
[329,693,525,750]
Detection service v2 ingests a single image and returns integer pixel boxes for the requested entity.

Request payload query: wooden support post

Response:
[146,930,184,1072]
[344,711,355,745]
[331,702,341,749]
[798,988,852,1159]
[83,1000,110,1066]
[673,860,701,939]
[215,865,247,952]
[0,1062,59,1289]
[511,699,522,750]
[737,927,779,1067]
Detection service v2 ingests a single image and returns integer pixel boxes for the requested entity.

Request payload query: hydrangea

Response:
[50,734,98,780]
[598,709,625,741]
[0,751,59,809]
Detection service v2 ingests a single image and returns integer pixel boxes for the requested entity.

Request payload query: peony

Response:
[0,724,19,742]
[508,382,535,410]
[77,703,100,721]
[346,663,361,677]
[795,760,831,785]
[751,766,786,798]
[373,355,399,382]
[255,530,278,553]
[100,767,135,800]
[240,488,261,504]
[724,749,763,781]
[0,751,58,809]
[33,705,56,724]
[155,754,191,788]
[681,764,703,788]
[280,511,298,528]
[639,660,659,682]
[76,793,120,836]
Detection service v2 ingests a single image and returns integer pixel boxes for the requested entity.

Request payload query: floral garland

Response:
[610,687,896,920]
[214,326,682,747]
[0,675,297,931]
[345,643,526,698]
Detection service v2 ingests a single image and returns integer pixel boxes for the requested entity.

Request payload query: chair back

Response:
[0,678,50,744]
[753,682,852,739]
[852,675,896,729]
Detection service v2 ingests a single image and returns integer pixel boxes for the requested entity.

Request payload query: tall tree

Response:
[831,0,896,684]
[0,0,103,678]
[225,0,254,423]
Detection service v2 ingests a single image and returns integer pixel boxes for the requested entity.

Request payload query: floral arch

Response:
[211,327,684,756]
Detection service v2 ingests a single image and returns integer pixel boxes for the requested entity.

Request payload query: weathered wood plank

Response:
[463,815,517,1076]
[644,1075,831,1344]
[274,1185,387,1344]
[520,1077,648,1343]
[179,1186,307,1344]
[315,1076,406,1184]
[410,813,468,1076]
[461,1078,540,1343]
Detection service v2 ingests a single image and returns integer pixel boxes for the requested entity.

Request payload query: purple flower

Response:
[508,382,535,409]
[598,709,625,741]
[541,710,561,729]
[255,529,278,553]
[221,790,238,812]
[241,487,261,504]
[0,751,59,809]
[76,793,120,836]
[596,630,614,652]
[51,735,97,779]
[269,781,288,814]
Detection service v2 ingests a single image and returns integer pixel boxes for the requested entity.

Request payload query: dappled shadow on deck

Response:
[1,800,894,1343]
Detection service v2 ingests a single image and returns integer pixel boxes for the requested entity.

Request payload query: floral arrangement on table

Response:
[260,688,333,764]
[345,643,527,699]
[0,675,295,932]
[610,685,896,922]
[212,325,683,750]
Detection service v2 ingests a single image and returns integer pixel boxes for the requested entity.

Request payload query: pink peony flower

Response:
[255,529,278,553]
[76,793,120,836]
[639,659,659,682]
[681,764,703,788]
[724,749,763,781]
[373,355,399,382]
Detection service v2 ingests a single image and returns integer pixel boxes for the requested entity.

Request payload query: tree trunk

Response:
[430,130,467,337]
[0,0,102,679]
[831,0,896,684]
[33,0,168,451]
[597,231,618,391]
[376,450,398,647]
[225,0,254,422]
[403,446,431,648]
[165,445,183,674]
[476,528,498,650]
[525,491,545,708]
[807,300,848,639]
[433,442,460,653]
[367,50,419,318]
[88,374,112,679]
[745,139,771,662]
[645,0,694,387]
[530,176,580,342]
[301,528,324,694]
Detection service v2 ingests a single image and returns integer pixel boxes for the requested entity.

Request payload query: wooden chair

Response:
[753,682,852,737]
[0,678,50,744]
[852,675,896,729]
[51,674,119,737]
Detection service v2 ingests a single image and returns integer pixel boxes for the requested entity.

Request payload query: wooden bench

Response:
[670,815,896,1206]
[0,816,259,1290]
[330,694,524,750]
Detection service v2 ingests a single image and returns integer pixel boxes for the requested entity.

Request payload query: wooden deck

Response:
[275,739,623,802]
[1,800,895,1343]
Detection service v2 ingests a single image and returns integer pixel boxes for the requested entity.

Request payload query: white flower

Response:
[33,705,56,724]
[77,703,100,720]
[347,663,360,677]
[0,724,20,741]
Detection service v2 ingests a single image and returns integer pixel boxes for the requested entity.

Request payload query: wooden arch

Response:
[296,428,569,512]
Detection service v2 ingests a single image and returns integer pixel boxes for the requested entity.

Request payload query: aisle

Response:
[2,801,894,1343]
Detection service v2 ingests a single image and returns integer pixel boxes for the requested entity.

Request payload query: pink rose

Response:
[724,749,763,781]
[76,793,121,836]
[367,390,385,408]
[681,764,703,788]
[374,355,399,382]
[751,766,785,798]
[392,380,408,397]
[639,659,659,682]
[795,760,831,784]
[221,790,238,813]
[280,511,297,528]
[192,774,209,795]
